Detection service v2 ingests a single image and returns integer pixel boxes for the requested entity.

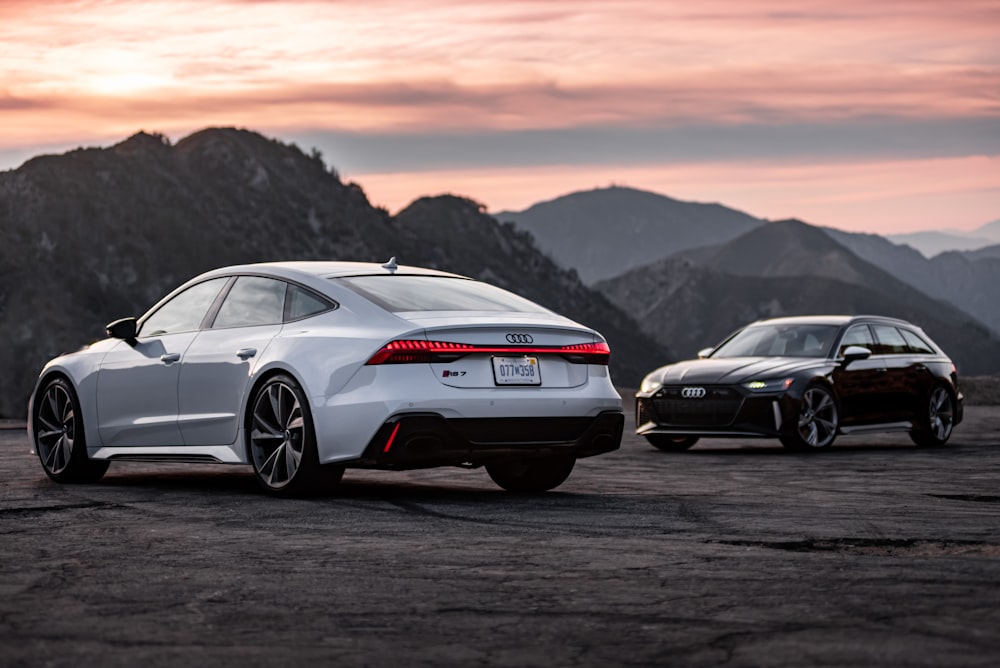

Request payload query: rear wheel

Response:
[780,384,839,451]
[645,435,700,451]
[33,378,109,483]
[247,374,343,496]
[486,455,575,492]
[910,384,955,447]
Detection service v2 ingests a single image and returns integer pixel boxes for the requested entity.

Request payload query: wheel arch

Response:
[240,365,311,457]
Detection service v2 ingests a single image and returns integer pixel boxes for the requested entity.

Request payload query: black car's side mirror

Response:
[841,345,872,365]
[106,317,138,346]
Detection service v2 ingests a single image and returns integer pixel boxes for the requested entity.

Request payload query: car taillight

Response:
[365,340,611,365]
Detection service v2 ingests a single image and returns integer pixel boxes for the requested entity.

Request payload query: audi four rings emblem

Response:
[505,333,534,344]
[681,387,707,399]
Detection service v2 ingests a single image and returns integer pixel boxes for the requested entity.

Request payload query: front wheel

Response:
[247,374,343,496]
[909,385,956,447]
[779,384,839,451]
[645,435,700,451]
[486,455,576,492]
[33,377,109,483]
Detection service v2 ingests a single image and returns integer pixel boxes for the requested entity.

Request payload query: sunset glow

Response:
[1,0,997,233]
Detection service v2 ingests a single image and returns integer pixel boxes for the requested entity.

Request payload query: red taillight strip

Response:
[365,340,610,365]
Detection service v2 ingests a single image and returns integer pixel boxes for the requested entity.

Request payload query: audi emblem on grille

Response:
[505,333,534,344]
[681,387,707,399]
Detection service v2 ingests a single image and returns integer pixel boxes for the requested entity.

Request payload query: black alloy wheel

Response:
[780,384,839,450]
[33,378,109,483]
[645,435,700,451]
[247,374,343,496]
[910,384,956,447]
[485,455,576,492]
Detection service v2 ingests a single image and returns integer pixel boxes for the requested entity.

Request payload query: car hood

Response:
[653,357,826,385]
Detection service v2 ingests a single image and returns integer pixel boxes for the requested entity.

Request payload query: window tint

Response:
[338,275,550,314]
[712,324,838,358]
[140,277,229,337]
[900,328,935,355]
[213,276,286,328]
[287,285,332,321]
[838,324,875,356]
[872,324,908,355]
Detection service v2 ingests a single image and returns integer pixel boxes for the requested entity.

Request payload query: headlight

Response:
[639,375,663,394]
[744,378,794,392]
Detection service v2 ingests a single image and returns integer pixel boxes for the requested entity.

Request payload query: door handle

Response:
[160,353,181,364]
[236,348,257,360]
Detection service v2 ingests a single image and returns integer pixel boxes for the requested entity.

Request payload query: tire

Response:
[645,435,700,451]
[486,455,576,493]
[909,384,956,447]
[32,377,109,483]
[779,384,839,451]
[247,374,343,496]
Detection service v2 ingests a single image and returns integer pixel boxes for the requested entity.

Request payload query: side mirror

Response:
[697,347,714,359]
[106,317,138,345]
[841,345,871,365]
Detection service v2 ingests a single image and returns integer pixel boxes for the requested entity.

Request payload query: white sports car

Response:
[29,260,624,495]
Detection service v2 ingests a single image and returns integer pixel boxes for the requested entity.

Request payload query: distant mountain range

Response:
[0,129,668,417]
[495,187,761,283]
[596,221,1000,375]
[500,186,1000,350]
[1,130,997,416]
[887,221,1000,257]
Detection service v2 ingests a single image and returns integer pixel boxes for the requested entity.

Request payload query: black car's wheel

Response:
[247,374,343,496]
[486,455,576,492]
[33,377,109,483]
[910,384,956,447]
[645,435,700,451]
[780,384,839,451]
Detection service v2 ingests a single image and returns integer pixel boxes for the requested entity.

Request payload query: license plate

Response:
[492,356,541,386]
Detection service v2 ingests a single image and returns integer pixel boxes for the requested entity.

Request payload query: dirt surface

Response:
[2,407,999,667]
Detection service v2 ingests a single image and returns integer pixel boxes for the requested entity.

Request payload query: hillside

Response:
[826,228,1000,335]
[495,186,763,284]
[0,129,668,417]
[596,222,1000,374]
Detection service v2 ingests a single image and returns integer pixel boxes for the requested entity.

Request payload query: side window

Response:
[213,276,287,329]
[286,285,333,321]
[139,277,229,337]
[872,324,908,355]
[900,328,935,355]
[838,324,875,357]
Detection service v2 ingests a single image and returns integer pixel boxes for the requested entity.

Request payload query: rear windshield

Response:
[336,275,551,314]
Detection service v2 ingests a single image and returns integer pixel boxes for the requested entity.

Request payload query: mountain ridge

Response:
[0,128,668,417]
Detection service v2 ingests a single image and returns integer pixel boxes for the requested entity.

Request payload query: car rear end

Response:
[316,273,623,469]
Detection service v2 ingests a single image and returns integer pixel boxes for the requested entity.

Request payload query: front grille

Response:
[649,386,743,426]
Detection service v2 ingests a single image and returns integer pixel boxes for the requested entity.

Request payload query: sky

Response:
[1,0,998,234]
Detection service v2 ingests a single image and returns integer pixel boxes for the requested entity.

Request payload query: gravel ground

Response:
[1,406,998,667]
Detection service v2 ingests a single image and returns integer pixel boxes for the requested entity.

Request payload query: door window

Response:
[872,325,909,355]
[139,277,229,337]
[838,324,875,356]
[213,276,287,328]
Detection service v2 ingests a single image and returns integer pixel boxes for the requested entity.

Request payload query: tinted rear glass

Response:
[337,275,550,314]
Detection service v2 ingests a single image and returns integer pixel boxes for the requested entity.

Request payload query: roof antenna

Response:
[381,256,398,273]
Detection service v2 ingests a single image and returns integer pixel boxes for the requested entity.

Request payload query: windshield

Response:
[336,275,551,314]
[711,324,839,358]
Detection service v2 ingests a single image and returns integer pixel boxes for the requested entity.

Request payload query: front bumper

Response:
[356,410,624,470]
[636,386,793,438]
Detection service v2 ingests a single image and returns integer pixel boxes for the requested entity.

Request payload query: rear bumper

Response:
[355,410,624,470]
